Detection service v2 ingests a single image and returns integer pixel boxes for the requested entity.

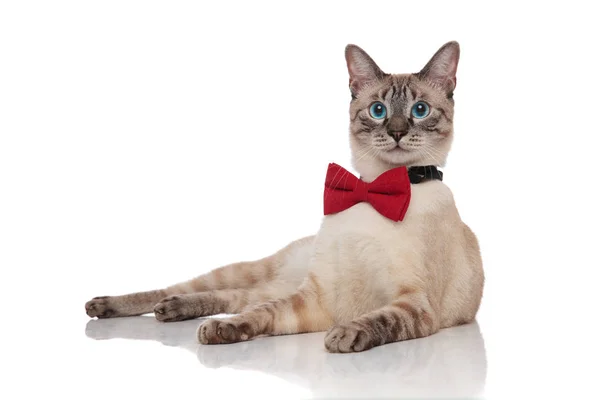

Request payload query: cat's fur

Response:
[86,42,484,353]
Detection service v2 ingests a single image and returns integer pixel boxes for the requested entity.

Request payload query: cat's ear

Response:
[418,41,460,94]
[345,45,386,97]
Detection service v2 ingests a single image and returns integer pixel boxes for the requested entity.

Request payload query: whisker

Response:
[420,144,443,166]
[425,145,447,163]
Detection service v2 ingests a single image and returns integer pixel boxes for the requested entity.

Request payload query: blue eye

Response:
[411,102,430,119]
[369,102,387,119]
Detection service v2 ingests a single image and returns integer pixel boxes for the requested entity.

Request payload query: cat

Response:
[86,41,484,353]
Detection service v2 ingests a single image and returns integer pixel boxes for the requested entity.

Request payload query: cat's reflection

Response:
[86,316,486,398]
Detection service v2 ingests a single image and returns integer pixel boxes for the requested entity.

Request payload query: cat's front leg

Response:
[198,274,333,344]
[324,290,439,353]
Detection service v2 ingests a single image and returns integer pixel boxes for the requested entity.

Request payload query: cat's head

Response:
[345,42,459,180]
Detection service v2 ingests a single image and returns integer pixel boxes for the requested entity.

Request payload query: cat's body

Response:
[86,42,484,352]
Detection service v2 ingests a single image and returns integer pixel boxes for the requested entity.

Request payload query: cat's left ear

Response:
[418,41,460,94]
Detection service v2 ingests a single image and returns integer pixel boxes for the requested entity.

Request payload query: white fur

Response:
[306,180,456,322]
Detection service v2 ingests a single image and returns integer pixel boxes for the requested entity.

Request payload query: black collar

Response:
[407,165,443,184]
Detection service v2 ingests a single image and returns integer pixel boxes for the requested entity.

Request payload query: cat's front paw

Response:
[154,295,195,322]
[197,319,252,345]
[85,296,117,318]
[324,323,374,353]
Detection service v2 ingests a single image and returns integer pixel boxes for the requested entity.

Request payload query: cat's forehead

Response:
[354,74,450,111]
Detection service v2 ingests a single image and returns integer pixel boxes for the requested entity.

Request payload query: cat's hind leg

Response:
[85,236,314,319]
[153,281,299,322]
[85,290,167,319]
[84,256,279,319]
[198,273,332,344]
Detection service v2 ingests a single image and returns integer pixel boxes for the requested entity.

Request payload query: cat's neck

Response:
[351,153,442,183]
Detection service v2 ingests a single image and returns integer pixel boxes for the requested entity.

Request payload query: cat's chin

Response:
[377,147,415,166]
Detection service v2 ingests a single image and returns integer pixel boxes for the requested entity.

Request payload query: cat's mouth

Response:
[374,143,412,156]
[386,144,410,153]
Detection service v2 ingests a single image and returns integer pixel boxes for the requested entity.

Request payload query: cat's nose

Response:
[387,130,408,142]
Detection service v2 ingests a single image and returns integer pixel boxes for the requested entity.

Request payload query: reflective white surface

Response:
[86,316,487,399]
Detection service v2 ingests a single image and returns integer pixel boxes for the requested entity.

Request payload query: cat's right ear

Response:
[345,45,385,98]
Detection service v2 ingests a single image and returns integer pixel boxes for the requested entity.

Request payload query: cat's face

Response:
[346,42,459,176]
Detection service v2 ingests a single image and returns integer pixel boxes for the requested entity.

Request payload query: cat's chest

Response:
[317,181,450,240]
[308,182,453,321]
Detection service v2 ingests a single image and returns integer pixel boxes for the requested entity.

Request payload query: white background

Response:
[1,1,599,399]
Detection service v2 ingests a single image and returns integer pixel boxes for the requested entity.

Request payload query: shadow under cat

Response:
[86,317,487,398]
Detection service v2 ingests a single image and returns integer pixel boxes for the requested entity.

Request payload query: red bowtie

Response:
[323,163,411,222]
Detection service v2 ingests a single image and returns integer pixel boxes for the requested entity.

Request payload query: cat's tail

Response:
[166,235,314,294]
